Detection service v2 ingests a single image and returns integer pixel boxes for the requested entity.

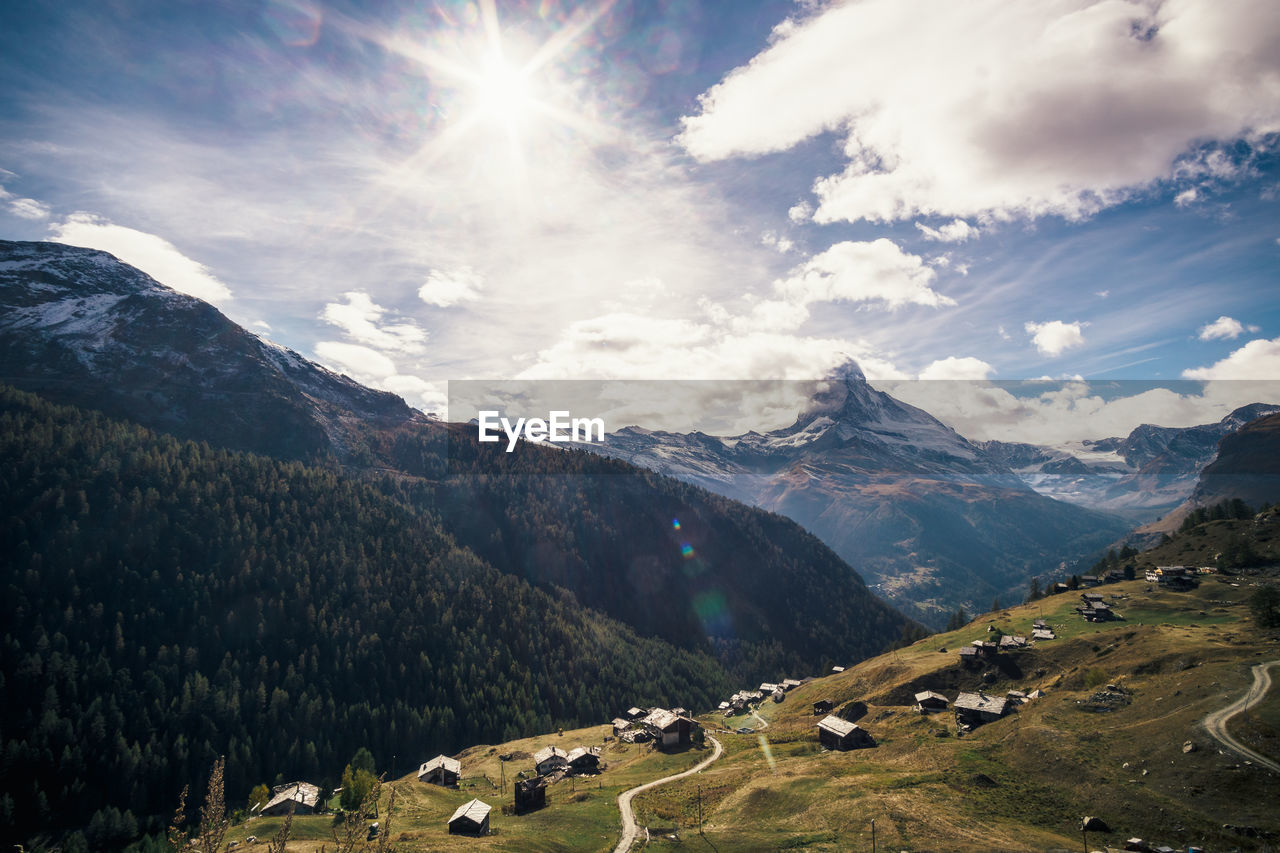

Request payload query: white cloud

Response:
[787,201,813,223]
[678,0,1280,224]
[48,213,233,304]
[1025,320,1086,357]
[1174,188,1199,207]
[1197,315,1257,341]
[314,340,445,413]
[8,197,51,220]
[761,231,794,253]
[914,218,978,243]
[775,238,954,310]
[321,291,427,353]
[314,341,397,378]
[518,308,909,386]
[884,378,1280,445]
[418,267,483,307]
[1183,336,1280,379]
[918,356,995,380]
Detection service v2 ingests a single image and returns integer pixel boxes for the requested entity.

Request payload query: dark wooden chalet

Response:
[816,715,875,750]
[953,692,1009,729]
[448,799,491,835]
[417,755,461,787]
[913,690,949,713]
[514,777,546,814]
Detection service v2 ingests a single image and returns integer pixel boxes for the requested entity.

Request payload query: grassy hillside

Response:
[641,579,1280,852]
[228,575,1280,851]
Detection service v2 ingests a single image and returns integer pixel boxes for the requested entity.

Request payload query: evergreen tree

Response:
[945,608,969,632]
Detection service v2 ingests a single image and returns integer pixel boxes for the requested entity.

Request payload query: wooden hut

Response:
[913,690,949,713]
[417,755,461,787]
[513,778,546,814]
[566,746,601,774]
[448,799,491,835]
[953,692,1009,729]
[258,782,320,816]
[816,715,876,751]
[533,746,568,776]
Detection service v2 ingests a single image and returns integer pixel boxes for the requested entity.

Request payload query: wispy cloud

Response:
[48,213,233,304]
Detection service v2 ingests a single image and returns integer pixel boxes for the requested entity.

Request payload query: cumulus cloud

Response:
[1183,336,1280,379]
[787,202,813,223]
[678,0,1280,224]
[321,291,427,354]
[775,239,954,310]
[418,267,483,307]
[1197,315,1257,341]
[918,356,995,380]
[915,219,978,243]
[48,213,233,304]
[1025,320,1086,357]
[1174,188,1200,208]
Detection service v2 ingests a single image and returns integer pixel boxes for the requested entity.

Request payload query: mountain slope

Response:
[1192,411,1280,510]
[0,239,415,462]
[586,364,1128,626]
[0,238,916,683]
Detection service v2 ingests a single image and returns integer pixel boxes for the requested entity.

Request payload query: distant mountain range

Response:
[3,237,1273,634]
[582,364,1131,625]
[979,402,1279,521]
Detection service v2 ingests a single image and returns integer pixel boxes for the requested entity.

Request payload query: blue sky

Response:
[1,0,1278,440]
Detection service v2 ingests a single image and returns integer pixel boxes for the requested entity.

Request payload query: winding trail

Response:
[749,708,769,731]
[612,735,723,853]
[1202,659,1280,774]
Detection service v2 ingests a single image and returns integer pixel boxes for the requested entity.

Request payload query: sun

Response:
[472,51,533,135]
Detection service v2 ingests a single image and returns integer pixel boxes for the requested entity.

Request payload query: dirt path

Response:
[1202,659,1280,773]
[612,736,723,853]
[749,708,769,730]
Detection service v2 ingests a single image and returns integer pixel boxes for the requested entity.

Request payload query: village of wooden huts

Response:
[448,798,491,835]
[1078,592,1118,622]
[612,705,702,747]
